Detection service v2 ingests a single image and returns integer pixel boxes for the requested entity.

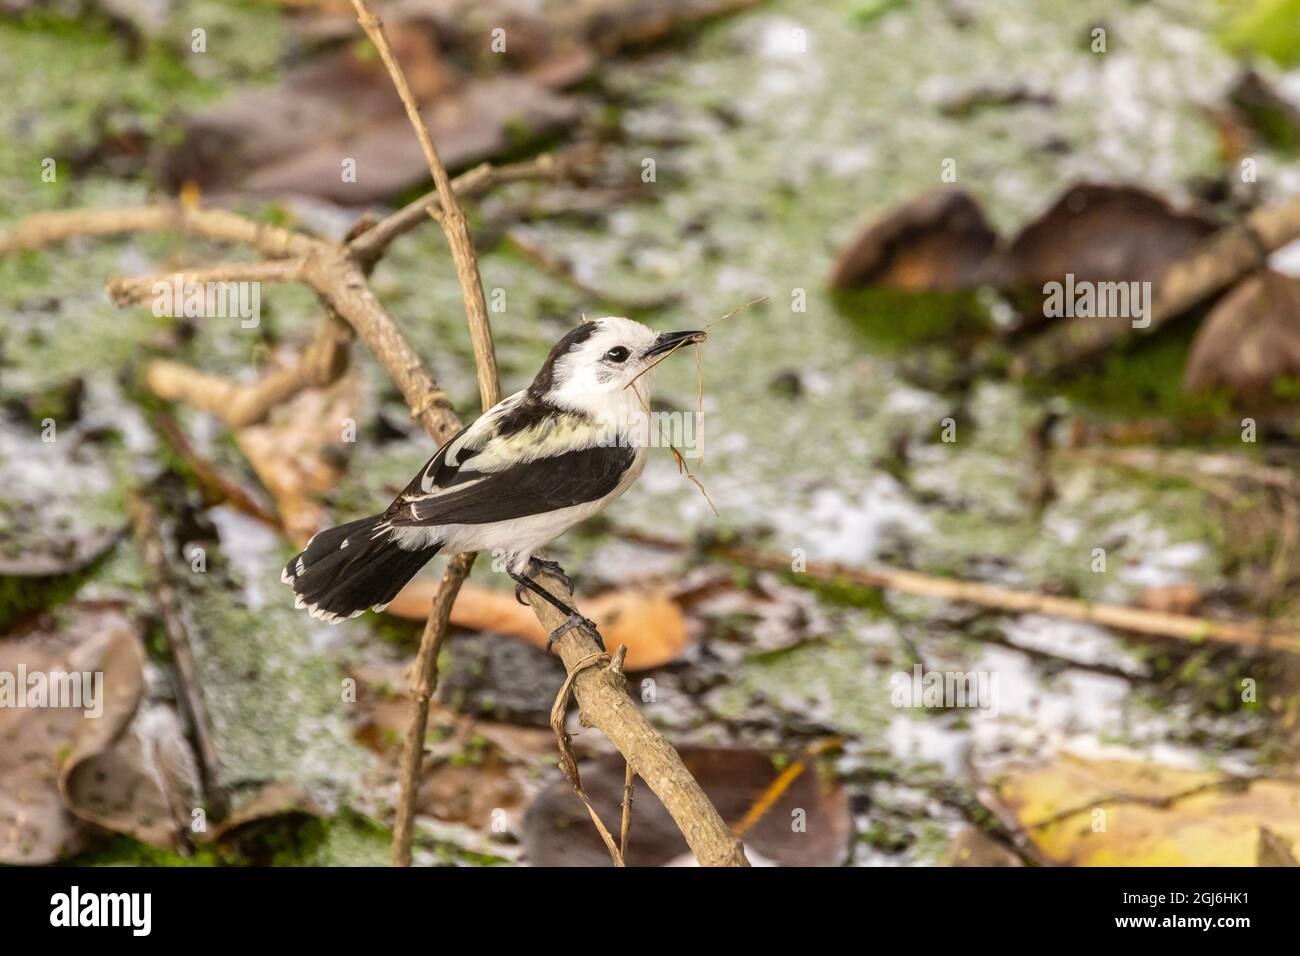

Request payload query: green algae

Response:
[709,623,901,738]
[1024,319,1235,425]
[789,572,888,612]
[72,835,220,867]
[832,288,994,351]
[70,808,391,867]
[184,568,374,801]
[0,565,92,633]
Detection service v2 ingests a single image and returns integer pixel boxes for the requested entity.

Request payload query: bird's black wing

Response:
[390,390,535,504]
[388,444,636,526]
[391,422,478,503]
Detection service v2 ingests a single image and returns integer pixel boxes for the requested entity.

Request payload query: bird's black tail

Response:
[281,514,441,623]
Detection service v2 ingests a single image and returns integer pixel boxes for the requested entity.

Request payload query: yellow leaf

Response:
[998,754,1300,866]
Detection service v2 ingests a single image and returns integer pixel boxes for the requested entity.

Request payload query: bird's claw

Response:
[529,557,575,596]
[545,613,602,655]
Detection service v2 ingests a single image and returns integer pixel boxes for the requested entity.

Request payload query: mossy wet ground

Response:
[1,0,1294,865]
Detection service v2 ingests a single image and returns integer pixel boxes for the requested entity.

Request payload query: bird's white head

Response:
[533,316,705,418]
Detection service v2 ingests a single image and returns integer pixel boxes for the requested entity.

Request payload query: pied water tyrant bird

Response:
[282,316,705,650]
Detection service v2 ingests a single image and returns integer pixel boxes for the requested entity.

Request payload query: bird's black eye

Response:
[604,346,630,363]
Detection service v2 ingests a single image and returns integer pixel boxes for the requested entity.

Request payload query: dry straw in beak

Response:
[624,296,769,515]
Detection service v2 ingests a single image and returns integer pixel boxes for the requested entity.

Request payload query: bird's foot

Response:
[546,613,602,655]
[528,557,575,596]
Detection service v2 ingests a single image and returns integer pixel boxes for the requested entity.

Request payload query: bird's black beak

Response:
[645,329,707,358]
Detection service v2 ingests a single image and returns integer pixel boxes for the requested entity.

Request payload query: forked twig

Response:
[549,651,624,866]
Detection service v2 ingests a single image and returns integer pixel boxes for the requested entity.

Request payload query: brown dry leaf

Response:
[292,0,760,88]
[947,825,1024,866]
[207,782,327,841]
[235,77,577,203]
[0,604,199,863]
[163,22,451,196]
[417,754,529,828]
[994,183,1218,324]
[523,746,851,866]
[830,188,999,291]
[162,1,763,202]
[236,367,360,545]
[390,0,762,60]
[374,2,596,86]
[386,580,690,670]
[574,0,762,52]
[997,753,1300,866]
[161,21,577,203]
[1184,270,1300,410]
[60,703,199,853]
[1258,826,1299,866]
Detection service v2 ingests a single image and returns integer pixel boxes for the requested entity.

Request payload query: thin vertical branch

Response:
[349,0,500,409]
[127,492,228,818]
[620,760,636,859]
[348,0,502,867]
[549,652,626,866]
[390,551,475,866]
